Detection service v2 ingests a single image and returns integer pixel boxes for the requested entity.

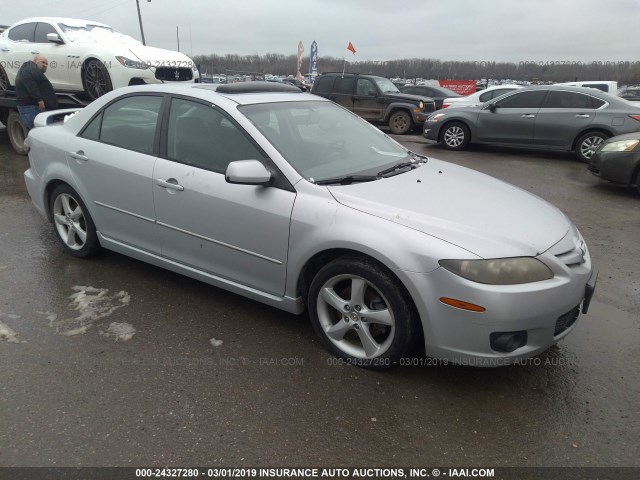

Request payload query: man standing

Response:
[15,55,58,131]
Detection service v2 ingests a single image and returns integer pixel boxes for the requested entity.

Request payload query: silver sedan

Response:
[24,82,596,368]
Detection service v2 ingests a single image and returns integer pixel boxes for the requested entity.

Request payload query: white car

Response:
[442,84,522,109]
[0,17,199,100]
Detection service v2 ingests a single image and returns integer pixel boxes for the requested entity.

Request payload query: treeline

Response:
[192,53,640,84]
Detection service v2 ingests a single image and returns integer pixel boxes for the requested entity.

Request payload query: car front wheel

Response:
[388,110,413,135]
[576,132,608,163]
[441,121,470,150]
[308,256,419,368]
[82,59,113,101]
[50,184,101,258]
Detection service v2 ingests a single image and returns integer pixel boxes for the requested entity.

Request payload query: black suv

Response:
[311,72,436,134]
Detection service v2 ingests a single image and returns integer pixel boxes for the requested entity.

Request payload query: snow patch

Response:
[0,311,25,343]
[0,320,25,343]
[209,337,223,347]
[100,322,136,342]
[48,286,131,337]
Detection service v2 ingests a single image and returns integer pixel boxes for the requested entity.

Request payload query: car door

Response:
[153,97,296,296]
[1,22,37,85]
[68,93,163,254]
[534,90,597,147]
[328,75,355,111]
[475,90,547,145]
[353,78,383,120]
[31,22,71,89]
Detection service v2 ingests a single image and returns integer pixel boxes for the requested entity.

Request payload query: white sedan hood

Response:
[328,159,570,259]
[128,45,194,63]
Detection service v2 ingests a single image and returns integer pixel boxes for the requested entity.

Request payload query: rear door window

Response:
[8,23,36,42]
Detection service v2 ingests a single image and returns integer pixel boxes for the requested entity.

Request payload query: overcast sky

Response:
[3,0,640,63]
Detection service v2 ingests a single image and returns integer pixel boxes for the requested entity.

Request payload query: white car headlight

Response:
[600,139,639,152]
[429,113,447,122]
[115,56,149,69]
[439,257,554,285]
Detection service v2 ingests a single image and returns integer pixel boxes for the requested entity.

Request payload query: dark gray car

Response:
[423,85,640,162]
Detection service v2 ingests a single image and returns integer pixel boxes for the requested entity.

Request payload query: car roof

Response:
[100,83,329,106]
[10,17,111,28]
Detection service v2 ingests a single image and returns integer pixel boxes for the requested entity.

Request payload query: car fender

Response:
[382,102,419,121]
[284,183,474,300]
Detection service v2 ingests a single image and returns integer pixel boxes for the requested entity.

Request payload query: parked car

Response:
[283,78,309,91]
[399,84,461,109]
[619,86,640,102]
[311,72,436,134]
[588,132,640,194]
[24,82,596,368]
[556,80,618,95]
[442,84,522,109]
[424,85,640,162]
[0,17,199,100]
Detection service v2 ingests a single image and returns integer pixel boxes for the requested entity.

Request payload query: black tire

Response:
[308,255,420,368]
[7,111,27,155]
[49,184,101,258]
[440,121,470,150]
[575,131,608,163]
[388,110,413,135]
[0,65,10,91]
[82,59,113,101]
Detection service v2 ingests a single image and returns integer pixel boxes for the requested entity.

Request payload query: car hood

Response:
[327,159,570,258]
[128,45,193,63]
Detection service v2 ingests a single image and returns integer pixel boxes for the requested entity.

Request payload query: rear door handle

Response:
[31,50,40,55]
[156,178,184,191]
[575,114,590,118]
[1,47,9,52]
[69,151,88,161]
[521,114,536,118]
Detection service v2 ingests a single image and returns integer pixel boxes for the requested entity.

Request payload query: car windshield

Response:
[374,77,401,94]
[58,22,139,45]
[239,101,410,183]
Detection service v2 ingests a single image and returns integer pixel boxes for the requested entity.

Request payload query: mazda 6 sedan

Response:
[24,82,597,368]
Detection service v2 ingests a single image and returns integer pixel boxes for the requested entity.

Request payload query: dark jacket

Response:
[15,61,58,109]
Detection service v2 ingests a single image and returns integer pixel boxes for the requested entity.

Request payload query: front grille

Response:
[155,67,193,81]
[554,305,580,336]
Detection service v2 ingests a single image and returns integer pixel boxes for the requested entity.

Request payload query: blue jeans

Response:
[17,104,40,131]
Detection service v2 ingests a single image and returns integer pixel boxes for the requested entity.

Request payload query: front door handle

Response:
[521,114,536,118]
[156,178,184,191]
[69,151,88,161]
[1,47,9,52]
[575,114,590,118]
[31,50,40,55]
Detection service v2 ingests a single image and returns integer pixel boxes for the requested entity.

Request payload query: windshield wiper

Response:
[376,161,419,177]
[314,175,379,185]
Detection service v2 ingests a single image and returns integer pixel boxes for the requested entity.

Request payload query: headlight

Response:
[419,101,425,109]
[115,56,148,69]
[439,257,553,285]
[429,113,447,122]
[600,139,639,152]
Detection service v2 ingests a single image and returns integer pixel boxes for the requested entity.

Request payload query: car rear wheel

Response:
[308,256,419,368]
[388,110,413,135]
[82,59,113,101]
[575,132,608,163]
[7,111,27,155]
[50,184,101,258]
[441,121,470,150]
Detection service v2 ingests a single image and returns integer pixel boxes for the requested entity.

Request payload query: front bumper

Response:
[422,120,441,141]
[395,245,595,366]
[588,150,640,185]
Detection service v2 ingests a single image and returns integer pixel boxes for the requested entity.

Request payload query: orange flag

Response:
[347,41,356,55]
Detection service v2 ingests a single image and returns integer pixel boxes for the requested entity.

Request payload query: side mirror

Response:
[225,159,272,185]
[486,103,498,112]
[47,33,64,44]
